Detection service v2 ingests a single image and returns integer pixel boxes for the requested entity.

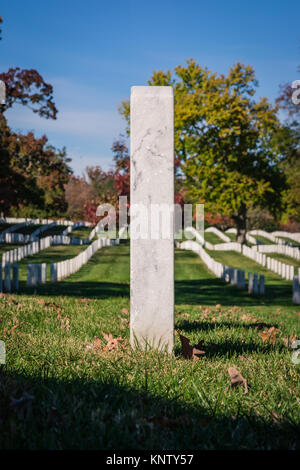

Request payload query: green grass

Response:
[0,244,25,256]
[278,237,300,247]
[70,227,92,239]
[204,232,223,244]
[254,235,275,245]
[16,244,88,282]
[0,242,299,450]
[269,253,300,270]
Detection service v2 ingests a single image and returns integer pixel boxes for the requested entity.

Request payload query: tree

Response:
[0,15,71,217]
[276,67,300,225]
[119,59,287,243]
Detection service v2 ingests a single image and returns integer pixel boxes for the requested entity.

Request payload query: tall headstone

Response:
[293,276,300,305]
[259,274,265,295]
[12,264,19,291]
[130,86,174,352]
[4,263,11,292]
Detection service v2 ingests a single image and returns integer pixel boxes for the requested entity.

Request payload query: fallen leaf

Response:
[258,327,279,344]
[60,318,70,331]
[179,334,205,360]
[281,335,297,348]
[102,332,125,352]
[121,308,129,315]
[228,366,248,394]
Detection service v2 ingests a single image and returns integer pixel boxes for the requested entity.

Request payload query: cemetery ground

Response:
[0,242,299,449]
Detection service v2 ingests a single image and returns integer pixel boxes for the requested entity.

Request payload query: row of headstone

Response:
[0,221,28,242]
[50,237,119,282]
[249,229,280,244]
[1,232,31,243]
[222,266,246,288]
[62,221,90,236]
[24,237,119,286]
[205,227,231,242]
[266,257,294,280]
[27,263,47,286]
[248,273,265,295]
[0,263,19,292]
[30,221,57,241]
[256,243,300,261]
[272,231,300,244]
[1,240,41,267]
[242,245,295,280]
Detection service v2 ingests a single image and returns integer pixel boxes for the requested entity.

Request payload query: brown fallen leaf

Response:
[238,355,251,361]
[85,336,102,351]
[102,332,125,352]
[60,317,70,331]
[281,335,297,348]
[121,308,129,315]
[228,366,248,394]
[258,327,279,344]
[179,334,205,360]
[181,313,190,318]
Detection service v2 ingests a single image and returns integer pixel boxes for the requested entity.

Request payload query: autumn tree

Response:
[0,15,72,217]
[119,59,287,243]
[276,67,300,225]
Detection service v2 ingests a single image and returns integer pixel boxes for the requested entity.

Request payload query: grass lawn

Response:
[204,232,223,244]
[71,227,92,239]
[0,244,25,256]
[254,235,275,245]
[0,242,299,449]
[269,253,300,270]
[16,244,88,282]
[278,237,300,247]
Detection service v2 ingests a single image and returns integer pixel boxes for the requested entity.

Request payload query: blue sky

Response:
[1,0,299,176]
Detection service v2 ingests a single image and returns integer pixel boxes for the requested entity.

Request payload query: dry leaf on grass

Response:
[60,317,70,331]
[178,334,205,360]
[121,308,129,316]
[258,327,279,344]
[102,332,125,352]
[228,366,248,394]
[85,336,102,351]
[281,335,297,348]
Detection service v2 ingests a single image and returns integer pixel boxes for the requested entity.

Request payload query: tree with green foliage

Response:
[0,15,72,217]
[119,59,288,243]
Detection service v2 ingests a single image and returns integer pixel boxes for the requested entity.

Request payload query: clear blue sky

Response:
[1,0,299,176]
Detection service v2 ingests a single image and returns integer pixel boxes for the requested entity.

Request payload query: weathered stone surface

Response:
[130,86,174,352]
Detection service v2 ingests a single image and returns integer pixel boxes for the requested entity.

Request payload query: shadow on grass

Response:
[175,279,293,307]
[19,280,130,299]
[0,368,297,450]
[18,277,292,307]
